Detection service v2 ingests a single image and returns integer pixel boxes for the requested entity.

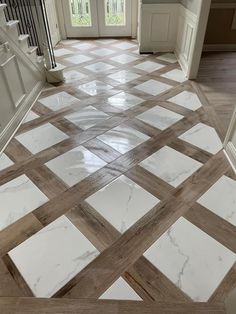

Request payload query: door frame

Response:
[55,0,139,39]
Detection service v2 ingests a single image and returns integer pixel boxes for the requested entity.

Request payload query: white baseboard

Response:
[203,44,236,52]
[225,144,236,174]
[0,80,45,154]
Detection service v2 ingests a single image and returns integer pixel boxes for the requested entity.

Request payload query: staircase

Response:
[0,2,46,153]
[0,2,46,69]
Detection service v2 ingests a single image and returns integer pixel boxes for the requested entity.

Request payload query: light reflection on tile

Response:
[9,215,99,297]
[45,146,106,187]
[65,106,109,130]
[108,70,141,84]
[144,217,236,301]
[137,105,183,130]
[86,175,159,233]
[140,146,202,187]
[97,126,150,154]
[113,42,137,50]
[72,43,96,50]
[0,175,48,231]
[179,123,222,154]
[108,92,144,110]
[77,80,113,96]
[38,91,79,111]
[198,176,236,226]
[64,70,87,83]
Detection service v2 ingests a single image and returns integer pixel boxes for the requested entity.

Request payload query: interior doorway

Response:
[62,0,135,38]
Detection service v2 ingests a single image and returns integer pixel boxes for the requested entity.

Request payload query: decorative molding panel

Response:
[175,6,197,76]
[0,55,26,108]
[139,4,179,53]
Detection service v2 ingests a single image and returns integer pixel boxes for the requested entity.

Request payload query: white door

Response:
[63,0,132,38]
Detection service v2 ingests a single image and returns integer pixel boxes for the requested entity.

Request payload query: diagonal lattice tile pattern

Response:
[0,39,235,309]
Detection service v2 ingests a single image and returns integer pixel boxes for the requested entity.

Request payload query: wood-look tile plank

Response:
[184,203,236,254]
[0,298,227,314]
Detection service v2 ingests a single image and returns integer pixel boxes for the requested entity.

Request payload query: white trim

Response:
[224,145,236,174]
[0,81,45,154]
[224,107,236,173]
[204,44,236,52]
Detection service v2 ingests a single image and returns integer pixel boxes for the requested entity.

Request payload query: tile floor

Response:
[0,39,235,309]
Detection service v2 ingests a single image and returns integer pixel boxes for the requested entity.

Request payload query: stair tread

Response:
[28,46,38,54]
[6,20,19,27]
[0,3,7,10]
[18,34,30,41]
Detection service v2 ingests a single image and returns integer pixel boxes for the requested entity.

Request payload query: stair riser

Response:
[29,50,38,63]
[19,39,29,53]
[6,25,19,42]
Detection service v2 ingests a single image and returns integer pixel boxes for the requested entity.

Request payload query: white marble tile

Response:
[108,92,144,110]
[54,48,72,57]
[168,91,202,111]
[156,53,177,64]
[179,123,222,154]
[0,153,14,171]
[137,105,183,130]
[23,111,40,123]
[77,80,113,96]
[64,55,93,65]
[9,215,99,297]
[108,70,141,84]
[198,176,236,226]
[0,175,48,231]
[84,62,115,73]
[59,39,80,45]
[140,146,202,187]
[134,61,165,73]
[91,48,115,56]
[65,106,109,130]
[144,217,236,301]
[86,175,159,233]
[113,42,137,50]
[100,278,142,300]
[96,39,117,44]
[39,91,79,111]
[46,146,106,187]
[97,126,150,154]
[134,79,172,96]
[110,54,138,64]
[16,123,69,154]
[72,43,96,50]
[64,70,87,83]
[161,69,187,83]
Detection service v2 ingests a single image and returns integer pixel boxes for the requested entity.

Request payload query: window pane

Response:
[70,0,92,27]
[105,0,126,26]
